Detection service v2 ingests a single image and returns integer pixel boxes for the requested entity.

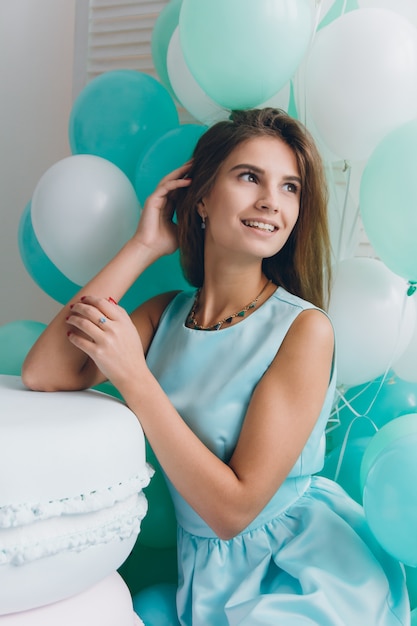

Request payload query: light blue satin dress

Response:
[146,287,410,626]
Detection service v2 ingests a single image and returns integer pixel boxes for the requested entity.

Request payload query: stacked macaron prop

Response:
[0,375,152,623]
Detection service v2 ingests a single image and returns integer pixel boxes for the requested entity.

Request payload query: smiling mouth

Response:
[242,220,277,233]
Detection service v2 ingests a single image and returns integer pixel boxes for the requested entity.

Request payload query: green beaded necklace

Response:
[187,280,272,331]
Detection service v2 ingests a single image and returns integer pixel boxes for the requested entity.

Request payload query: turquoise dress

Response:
[146,287,409,626]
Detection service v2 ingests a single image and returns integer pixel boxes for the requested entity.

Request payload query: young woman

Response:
[22,109,409,625]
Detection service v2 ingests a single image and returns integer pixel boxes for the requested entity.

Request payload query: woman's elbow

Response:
[210,508,254,541]
[21,360,82,392]
[21,364,55,392]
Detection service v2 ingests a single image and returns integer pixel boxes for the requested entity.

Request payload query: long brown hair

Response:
[175,108,332,310]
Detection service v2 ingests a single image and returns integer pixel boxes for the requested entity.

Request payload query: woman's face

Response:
[198,135,301,264]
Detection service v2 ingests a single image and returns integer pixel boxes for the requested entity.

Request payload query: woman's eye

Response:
[240,172,258,183]
[283,182,298,194]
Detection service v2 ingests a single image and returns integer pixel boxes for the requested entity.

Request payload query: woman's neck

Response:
[192,267,274,330]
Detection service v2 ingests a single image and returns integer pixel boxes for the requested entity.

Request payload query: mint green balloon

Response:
[360,413,417,493]
[360,415,417,565]
[360,118,417,282]
[0,320,46,375]
[151,0,183,98]
[179,0,314,109]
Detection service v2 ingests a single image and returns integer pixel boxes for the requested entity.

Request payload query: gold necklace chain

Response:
[187,279,272,331]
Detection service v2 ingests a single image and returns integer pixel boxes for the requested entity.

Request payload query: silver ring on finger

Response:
[98,316,107,325]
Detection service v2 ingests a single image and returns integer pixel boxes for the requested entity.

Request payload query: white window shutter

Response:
[73,0,169,97]
[73,0,194,121]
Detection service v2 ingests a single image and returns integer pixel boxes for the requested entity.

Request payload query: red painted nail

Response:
[108,297,118,305]
[66,331,72,337]
[69,304,74,309]
[80,296,86,301]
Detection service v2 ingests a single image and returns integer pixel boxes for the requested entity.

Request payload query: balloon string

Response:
[345,202,361,258]
[334,415,378,482]
[340,0,348,16]
[326,378,377,434]
[336,160,351,262]
[333,386,361,417]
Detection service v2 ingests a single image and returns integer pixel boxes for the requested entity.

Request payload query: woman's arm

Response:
[61,301,334,540]
[21,162,192,392]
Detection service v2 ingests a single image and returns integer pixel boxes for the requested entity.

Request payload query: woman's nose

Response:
[255,195,279,213]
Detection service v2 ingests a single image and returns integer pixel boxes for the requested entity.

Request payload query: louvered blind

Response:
[73,0,169,97]
[73,0,193,120]
[87,0,168,80]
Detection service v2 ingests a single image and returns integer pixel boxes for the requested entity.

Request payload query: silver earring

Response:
[201,216,206,230]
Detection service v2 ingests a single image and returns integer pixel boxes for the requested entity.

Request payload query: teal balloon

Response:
[412,607,417,626]
[179,0,314,109]
[320,436,373,504]
[360,414,417,565]
[360,413,417,491]
[0,320,46,375]
[151,0,183,98]
[69,70,179,182]
[405,564,417,610]
[120,251,190,313]
[133,583,180,626]
[134,124,206,206]
[326,372,417,452]
[18,202,81,304]
[94,380,124,402]
[360,118,417,281]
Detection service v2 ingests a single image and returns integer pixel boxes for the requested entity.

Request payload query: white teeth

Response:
[243,220,275,232]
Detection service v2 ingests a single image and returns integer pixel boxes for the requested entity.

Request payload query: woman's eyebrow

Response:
[283,174,302,185]
[229,163,264,174]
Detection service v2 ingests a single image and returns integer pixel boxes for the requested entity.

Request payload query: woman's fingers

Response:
[151,176,191,205]
[66,296,120,339]
[65,295,145,385]
[150,160,193,204]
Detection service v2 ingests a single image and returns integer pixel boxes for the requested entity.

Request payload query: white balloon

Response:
[329,258,416,386]
[32,155,140,285]
[358,0,417,29]
[305,9,417,160]
[393,297,417,382]
[167,27,230,126]
[293,56,342,163]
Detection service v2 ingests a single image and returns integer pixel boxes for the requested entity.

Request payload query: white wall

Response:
[0,0,76,325]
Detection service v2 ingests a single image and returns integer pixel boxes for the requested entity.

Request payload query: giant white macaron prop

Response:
[0,375,153,615]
